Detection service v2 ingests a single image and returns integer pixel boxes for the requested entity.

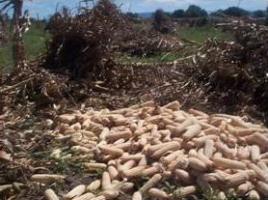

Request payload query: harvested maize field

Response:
[1,1,268,200]
[33,100,268,200]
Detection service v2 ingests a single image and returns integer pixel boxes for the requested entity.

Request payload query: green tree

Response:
[185,5,208,18]
[223,7,249,17]
[252,10,265,18]
[153,9,173,33]
[265,7,268,26]
[172,9,185,18]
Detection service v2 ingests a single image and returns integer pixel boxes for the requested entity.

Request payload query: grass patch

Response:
[0,22,50,71]
[177,25,234,43]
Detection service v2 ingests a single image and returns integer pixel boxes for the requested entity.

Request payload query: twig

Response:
[0,76,35,94]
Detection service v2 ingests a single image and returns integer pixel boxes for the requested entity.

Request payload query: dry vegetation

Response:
[1,0,268,200]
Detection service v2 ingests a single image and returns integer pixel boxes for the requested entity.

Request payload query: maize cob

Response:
[87,180,101,192]
[120,182,134,192]
[213,157,247,169]
[142,166,161,176]
[138,156,147,166]
[31,174,65,183]
[108,166,118,180]
[0,184,13,193]
[256,181,268,196]
[182,124,202,140]
[122,166,146,177]
[174,186,196,198]
[58,114,76,124]
[161,150,183,164]
[251,145,261,162]
[121,153,143,162]
[258,161,268,172]
[73,193,96,200]
[167,118,193,137]
[188,157,207,172]
[225,172,249,187]
[64,184,86,199]
[237,181,254,195]
[139,174,162,194]
[246,133,268,148]
[174,169,192,184]
[248,163,268,182]
[101,190,119,199]
[148,188,169,199]
[132,191,142,200]
[45,189,59,200]
[90,195,106,200]
[106,130,132,142]
[102,172,112,190]
[204,139,214,158]
[215,142,236,158]
[248,190,260,200]
[84,163,107,171]
[217,191,226,200]
[151,142,180,159]
[99,146,124,158]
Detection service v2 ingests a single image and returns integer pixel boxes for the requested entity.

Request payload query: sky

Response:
[24,0,268,18]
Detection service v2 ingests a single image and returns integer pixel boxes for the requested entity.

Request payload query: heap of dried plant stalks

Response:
[189,22,268,125]
[31,100,268,200]
[117,29,183,57]
[45,0,126,79]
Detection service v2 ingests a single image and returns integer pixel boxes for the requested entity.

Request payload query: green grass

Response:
[0,24,233,71]
[177,25,234,43]
[117,25,234,64]
[0,22,50,71]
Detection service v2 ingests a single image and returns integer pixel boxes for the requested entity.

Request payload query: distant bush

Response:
[185,5,208,18]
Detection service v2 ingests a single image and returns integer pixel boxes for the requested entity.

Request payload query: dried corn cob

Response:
[73,192,96,200]
[248,190,260,200]
[122,166,146,177]
[213,157,247,170]
[148,188,169,199]
[64,184,86,199]
[188,157,207,172]
[102,172,112,191]
[203,139,214,158]
[174,186,196,198]
[84,163,107,171]
[139,174,162,194]
[256,181,268,196]
[237,181,254,195]
[45,189,59,200]
[251,145,261,162]
[31,174,65,183]
[132,191,142,200]
[182,124,202,140]
[87,180,101,192]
